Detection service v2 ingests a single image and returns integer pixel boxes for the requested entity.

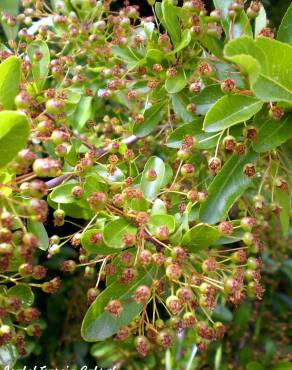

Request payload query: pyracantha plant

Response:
[0,0,291,367]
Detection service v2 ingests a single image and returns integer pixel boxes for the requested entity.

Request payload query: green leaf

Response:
[148,214,175,234]
[171,93,195,123]
[247,362,265,370]
[166,121,218,149]
[253,112,292,153]
[151,199,167,215]
[0,344,18,368]
[213,0,252,38]
[95,164,125,183]
[130,197,149,212]
[213,304,233,323]
[200,34,224,58]
[277,3,292,44]
[161,0,181,48]
[271,363,292,370]
[133,101,166,137]
[224,36,263,82]
[0,170,12,196]
[181,223,220,251]
[81,229,117,255]
[0,0,20,41]
[103,219,137,249]
[140,156,165,201]
[203,95,263,132]
[146,49,168,64]
[27,40,50,91]
[8,284,34,308]
[0,56,21,109]
[199,149,258,224]
[225,36,292,103]
[112,46,144,68]
[165,68,187,94]
[275,188,290,236]
[81,267,155,341]
[27,220,49,251]
[214,228,245,245]
[232,302,251,339]
[48,194,93,220]
[255,5,267,36]
[0,111,30,168]
[71,95,93,131]
[50,181,80,204]
[190,85,224,115]
[173,29,191,54]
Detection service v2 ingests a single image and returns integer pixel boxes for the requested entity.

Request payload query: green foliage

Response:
[200,150,258,224]
[0,111,29,168]
[0,56,21,109]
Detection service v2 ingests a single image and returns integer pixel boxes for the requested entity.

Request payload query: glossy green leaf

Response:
[0,344,18,368]
[171,93,195,123]
[151,199,167,215]
[0,170,12,196]
[81,229,117,255]
[27,40,50,91]
[103,219,137,249]
[0,56,21,109]
[253,112,292,153]
[203,95,263,132]
[277,3,292,44]
[130,198,149,212]
[181,223,220,251]
[225,36,292,103]
[200,34,224,58]
[84,174,107,196]
[255,5,267,36]
[95,164,125,183]
[224,36,263,82]
[133,101,166,137]
[173,29,191,54]
[165,68,187,94]
[275,188,290,236]
[112,46,144,68]
[0,0,19,40]
[48,194,93,220]
[148,214,175,234]
[213,0,252,38]
[81,268,155,341]
[214,228,245,245]
[200,149,258,224]
[146,49,168,64]
[50,181,80,204]
[8,284,34,308]
[166,121,219,149]
[161,163,173,188]
[71,96,93,131]
[161,0,181,48]
[0,111,30,168]
[140,156,165,201]
[190,85,224,115]
[27,220,49,251]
